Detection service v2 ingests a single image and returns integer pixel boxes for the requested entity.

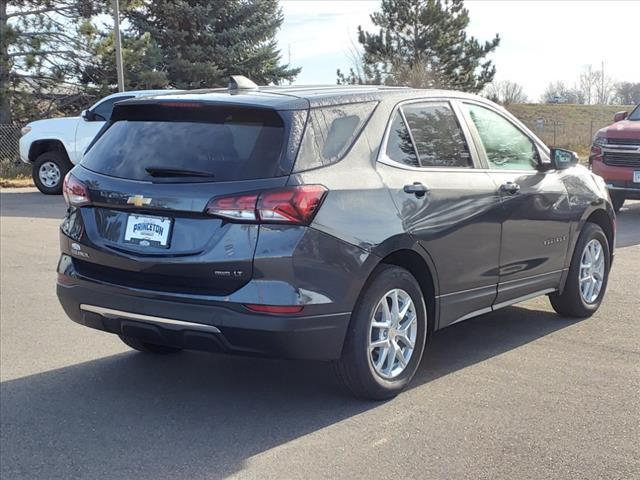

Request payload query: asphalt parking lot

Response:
[1,189,638,479]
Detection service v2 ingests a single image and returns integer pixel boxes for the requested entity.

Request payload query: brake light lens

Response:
[205,185,327,225]
[258,185,327,224]
[62,173,91,207]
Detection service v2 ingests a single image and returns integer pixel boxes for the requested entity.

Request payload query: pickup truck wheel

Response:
[549,223,610,318]
[333,265,427,400]
[610,193,625,213]
[119,335,182,354]
[32,151,71,195]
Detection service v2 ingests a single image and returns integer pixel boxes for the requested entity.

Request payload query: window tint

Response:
[81,109,285,182]
[465,104,538,170]
[402,103,473,168]
[293,101,377,172]
[92,96,133,121]
[385,112,419,167]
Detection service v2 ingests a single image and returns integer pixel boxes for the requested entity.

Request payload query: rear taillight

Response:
[205,185,327,225]
[62,173,91,207]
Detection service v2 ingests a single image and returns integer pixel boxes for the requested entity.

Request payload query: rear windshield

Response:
[81,106,286,182]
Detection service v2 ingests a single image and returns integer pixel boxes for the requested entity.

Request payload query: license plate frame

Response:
[124,214,173,248]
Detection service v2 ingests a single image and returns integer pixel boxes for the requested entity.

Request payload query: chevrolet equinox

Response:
[57,80,616,399]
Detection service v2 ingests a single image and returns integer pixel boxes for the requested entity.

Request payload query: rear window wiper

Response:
[145,167,215,178]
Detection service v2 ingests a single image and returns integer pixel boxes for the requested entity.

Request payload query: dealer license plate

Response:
[124,214,172,247]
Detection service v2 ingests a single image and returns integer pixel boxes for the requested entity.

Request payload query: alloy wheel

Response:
[579,238,605,304]
[368,288,418,379]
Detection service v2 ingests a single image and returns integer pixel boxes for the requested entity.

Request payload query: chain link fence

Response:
[1,124,31,178]
[527,119,598,154]
[506,104,634,157]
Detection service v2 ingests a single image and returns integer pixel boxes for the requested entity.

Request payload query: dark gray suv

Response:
[57,82,616,399]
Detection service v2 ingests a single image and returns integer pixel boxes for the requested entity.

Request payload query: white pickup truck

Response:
[19,90,175,194]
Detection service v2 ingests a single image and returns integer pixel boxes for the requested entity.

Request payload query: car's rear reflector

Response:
[244,304,304,314]
[205,185,327,225]
[63,173,91,207]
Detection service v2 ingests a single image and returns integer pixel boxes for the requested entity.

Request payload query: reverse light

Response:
[20,125,31,136]
[205,185,327,225]
[62,173,91,207]
[205,193,259,221]
[244,304,304,314]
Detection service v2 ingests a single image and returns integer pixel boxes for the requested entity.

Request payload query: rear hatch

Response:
[64,100,307,296]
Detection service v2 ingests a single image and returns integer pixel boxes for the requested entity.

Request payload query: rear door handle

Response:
[403,182,429,197]
[499,182,520,195]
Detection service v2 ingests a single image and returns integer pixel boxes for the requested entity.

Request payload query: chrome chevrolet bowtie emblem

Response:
[127,195,152,207]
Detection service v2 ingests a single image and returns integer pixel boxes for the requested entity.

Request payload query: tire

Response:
[549,223,610,318]
[610,192,625,213]
[119,335,182,355]
[334,265,428,400]
[32,151,72,195]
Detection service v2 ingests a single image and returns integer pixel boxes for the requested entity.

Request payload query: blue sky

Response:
[278,0,640,100]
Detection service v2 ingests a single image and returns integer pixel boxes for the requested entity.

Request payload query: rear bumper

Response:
[57,280,351,360]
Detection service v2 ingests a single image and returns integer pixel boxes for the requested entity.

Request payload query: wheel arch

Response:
[378,249,438,334]
[559,206,614,295]
[585,209,614,256]
[28,139,71,163]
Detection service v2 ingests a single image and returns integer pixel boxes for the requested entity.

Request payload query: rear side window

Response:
[385,112,419,167]
[401,103,473,168]
[92,96,134,121]
[294,101,378,172]
[81,106,286,182]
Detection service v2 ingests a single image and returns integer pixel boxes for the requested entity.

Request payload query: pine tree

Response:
[338,0,500,93]
[126,0,299,88]
[80,31,169,96]
[1,0,100,123]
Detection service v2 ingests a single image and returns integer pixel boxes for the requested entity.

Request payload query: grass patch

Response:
[1,159,33,187]
[0,176,34,188]
[506,103,634,157]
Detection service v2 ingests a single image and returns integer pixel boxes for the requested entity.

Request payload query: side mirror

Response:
[81,109,93,121]
[613,111,628,122]
[550,148,579,170]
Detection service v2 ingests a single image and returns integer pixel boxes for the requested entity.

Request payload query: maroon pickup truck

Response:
[589,104,640,212]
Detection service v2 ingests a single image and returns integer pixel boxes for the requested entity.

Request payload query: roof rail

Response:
[228,75,259,92]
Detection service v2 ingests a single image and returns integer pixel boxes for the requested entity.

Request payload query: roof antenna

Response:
[228,75,259,93]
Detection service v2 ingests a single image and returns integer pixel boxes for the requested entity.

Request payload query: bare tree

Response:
[484,80,528,105]
[594,63,614,104]
[541,81,585,104]
[614,82,640,105]
[578,65,598,104]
